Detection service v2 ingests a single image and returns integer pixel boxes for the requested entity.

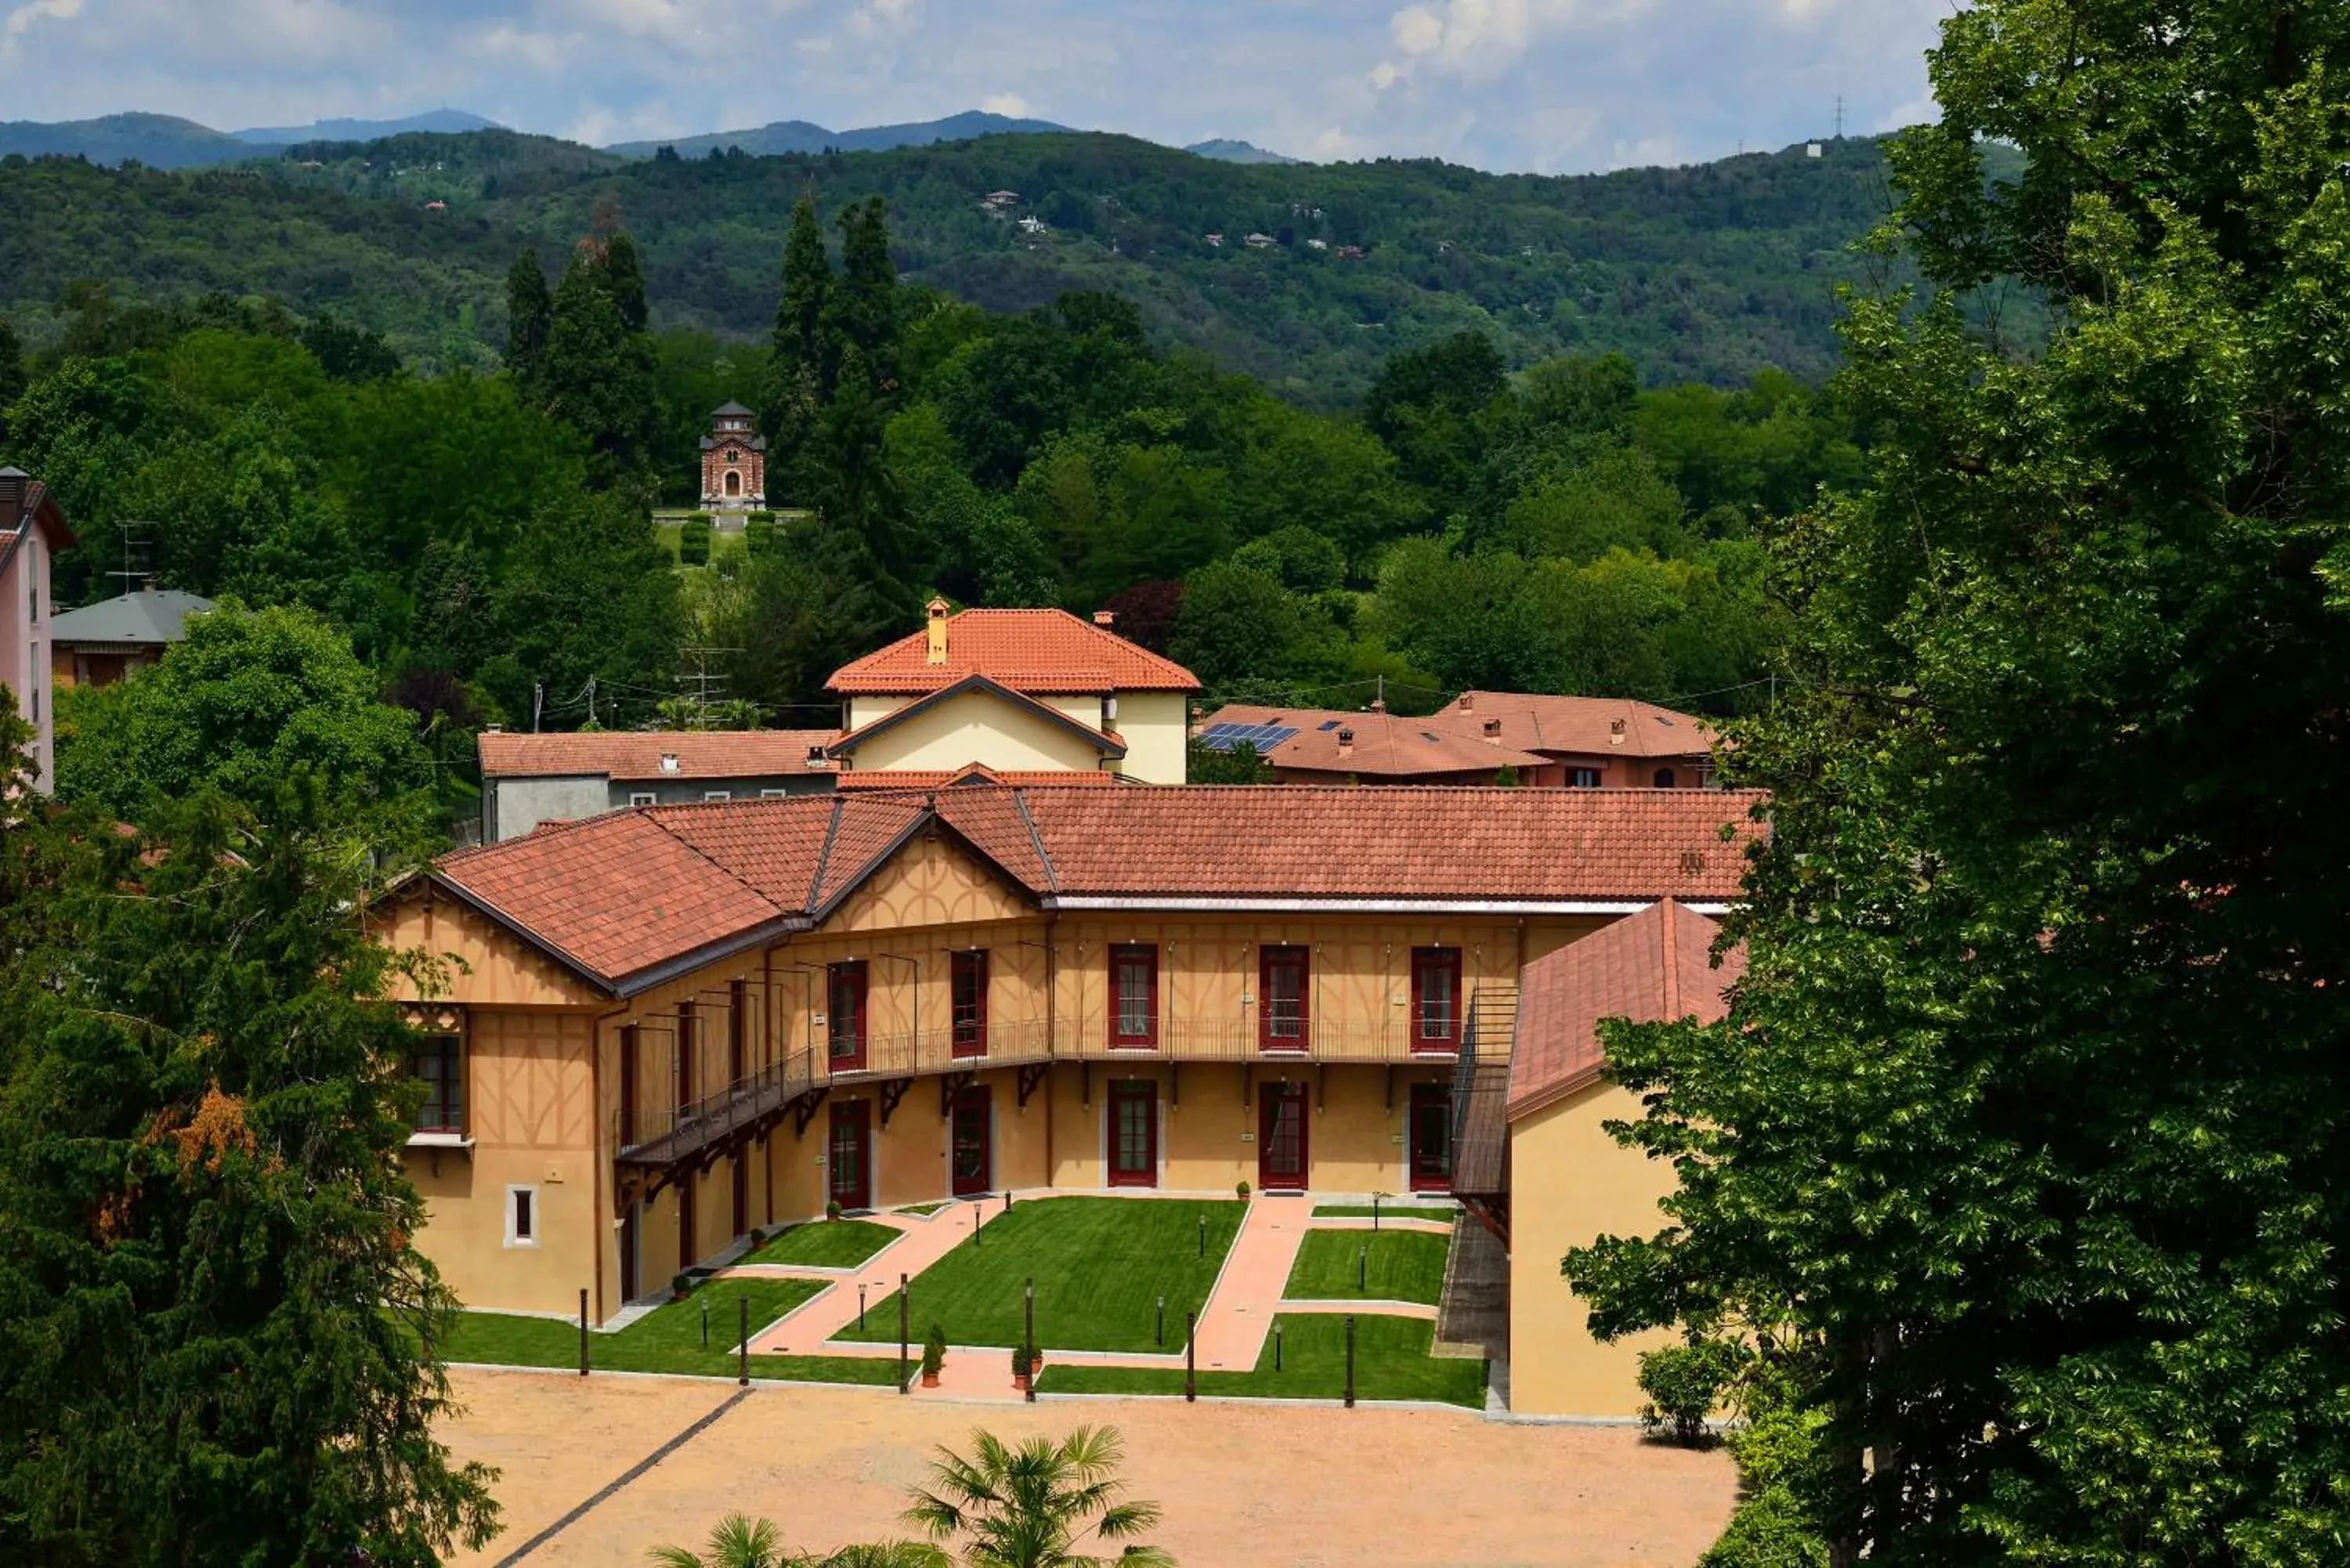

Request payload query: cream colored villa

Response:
[825,602,1198,784]
[373,782,1761,1414]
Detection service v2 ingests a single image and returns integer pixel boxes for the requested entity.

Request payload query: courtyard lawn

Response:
[1035,1313,1488,1407]
[445,1277,900,1386]
[895,1201,949,1216]
[1285,1229,1452,1306]
[832,1195,1246,1353]
[1311,1204,1455,1224]
[743,1219,898,1269]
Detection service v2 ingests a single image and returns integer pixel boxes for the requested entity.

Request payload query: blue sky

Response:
[0,0,1953,173]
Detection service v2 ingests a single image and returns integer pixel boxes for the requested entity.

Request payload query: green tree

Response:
[505,247,552,387]
[1566,5,2350,1564]
[828,195,899,394]
[765,190,832,469]
[54,601,439,861]
[0,315,25,446]
[479,487,684,730]
[539,241,661,485]
[0,731,498,1564]
[904,1426,1173,1568]
[605,231,652,334]
[651,1514,945,1568]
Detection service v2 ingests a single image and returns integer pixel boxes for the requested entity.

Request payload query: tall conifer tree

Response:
[538,242,660,486]
[503,248,551,392]
[827,195,899,393]
[764,190,831,476]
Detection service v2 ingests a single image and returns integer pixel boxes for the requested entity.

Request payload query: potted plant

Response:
[671,1271,692,1302]
[1237,1179,1252,1200]
[1010,1343,1033,1392]
[920,1326,949,1389]
[826,1198,844,1222]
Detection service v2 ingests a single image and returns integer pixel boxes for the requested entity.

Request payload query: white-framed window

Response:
[759,788,790,799]
[505,1185,540,1248]
[629,791,656,807]
[703,789,731,802]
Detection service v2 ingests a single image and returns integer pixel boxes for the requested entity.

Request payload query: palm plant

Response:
[904,1426,1173,1566]
[650,1512,947,1568]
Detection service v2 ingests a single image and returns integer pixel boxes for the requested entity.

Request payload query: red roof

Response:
[1509,898,1744,1118]
[424,784,1765,993]
[1445,692,1714,760]
[477,730,841,782]
[835,765,1123,790]
[1195,704,1549,779]
[827,609,1199,695]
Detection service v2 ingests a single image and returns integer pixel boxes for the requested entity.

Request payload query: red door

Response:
[1259,945,1309,1053]
[1408,1083,1453,1193]
[1108,1081,1158,1187]
[951,1084,992,1197]
[1410,947,1464,1054]
[1258,1082,1309,1191]
[828,1100,871,1210]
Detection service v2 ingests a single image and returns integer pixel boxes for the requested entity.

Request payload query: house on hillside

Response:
[475,728,841,843]
[369,775,1762,1424]
[1449,898,1742,1416]
[824,600,1199,785]
[48,585,215,690]
[1443,692,1717,788]
[0,468,73,791]
[1195,703,1547,785]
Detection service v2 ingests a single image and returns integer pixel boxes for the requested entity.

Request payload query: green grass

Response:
[1035,1313,1487,1407]
[444,1277,898,1386]
[1284,1230,1452,1306]
[1310,1204,1455,1223]
[743,1219,899,1269]
[895,1201,949,1216]
[832,1196,1246,1353]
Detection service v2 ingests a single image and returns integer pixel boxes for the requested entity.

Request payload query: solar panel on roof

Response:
[1196,721,1298,752]
[1318,720,1342,731]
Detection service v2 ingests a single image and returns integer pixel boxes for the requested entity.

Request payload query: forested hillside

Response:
[0,128,1918,398]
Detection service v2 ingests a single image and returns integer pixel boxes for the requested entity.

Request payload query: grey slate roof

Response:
[710,400,755,417]
[49,588,215,647]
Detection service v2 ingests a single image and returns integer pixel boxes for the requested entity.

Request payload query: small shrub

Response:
[671,1271,692,1300]
[826,1198,843,1221]
[746,1227,765,1247]
[922,1325,948,1377]
[1698,1357,1832,1567]
[678,517,712,565]
[1638,1337,1748,1446]
[1237,1180,1253,1198]
[1010,1343,1032,1378]
[746,513,777,556]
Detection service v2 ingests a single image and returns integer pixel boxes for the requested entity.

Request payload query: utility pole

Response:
[1835,95,1845,140]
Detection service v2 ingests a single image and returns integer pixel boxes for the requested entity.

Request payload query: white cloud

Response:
[981,92,1032,117]
[5,0,81,40]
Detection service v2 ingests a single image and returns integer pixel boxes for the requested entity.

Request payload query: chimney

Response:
[1609,717,1628,746]
[806,744,830,768]
[1369,697,1386,714]
[1336,725,1354,759]
[925,597,950,665]
[486,723,503,734]
[1482,718,1502,744]
[1455,692,1473,713]
[1093,609,1116,628]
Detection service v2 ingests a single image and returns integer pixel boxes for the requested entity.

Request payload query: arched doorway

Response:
[724,470,742,497]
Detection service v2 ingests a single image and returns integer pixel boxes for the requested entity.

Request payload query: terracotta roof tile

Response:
[477,729,841,782]
[827,609,1199,694]
[1196,703,1550,779]
[1445,692,1715,761]
[1509,899,1744,1118]
[936,785,1765,903]
[834,766,1123,790]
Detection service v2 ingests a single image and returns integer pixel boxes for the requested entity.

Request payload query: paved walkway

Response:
[710,1190,1460,1404]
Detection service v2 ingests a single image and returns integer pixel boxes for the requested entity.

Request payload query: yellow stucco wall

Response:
[408,1008,600,1319]
[842,688,1116,775]
[1506,1082,1680,1418]
[1108,690,1189,784]
[374,891,605,1008]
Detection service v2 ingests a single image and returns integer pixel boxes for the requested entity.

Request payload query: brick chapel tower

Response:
[699,402,767,513]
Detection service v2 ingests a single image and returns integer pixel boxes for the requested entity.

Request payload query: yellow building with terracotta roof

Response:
[371,783,1761,1413]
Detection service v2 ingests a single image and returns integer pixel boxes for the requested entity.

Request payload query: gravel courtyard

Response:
[439,1367,1737,1568]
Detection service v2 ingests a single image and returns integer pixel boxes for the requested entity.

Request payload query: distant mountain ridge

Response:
[1186,139,1299,165]
[0,113,261,170]
[601,110,1076,160]
[230,110,504,144]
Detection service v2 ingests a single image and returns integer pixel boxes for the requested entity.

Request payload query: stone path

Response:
[715,1190,1459,1405]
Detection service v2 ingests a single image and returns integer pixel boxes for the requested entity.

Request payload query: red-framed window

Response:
[1410,946,1463,1053]
[952,950,989,1059]
[1259,945,1309,1052]
[828,960,869,1070]
[1110,944,1159,1048]
[409,1035,464,1132]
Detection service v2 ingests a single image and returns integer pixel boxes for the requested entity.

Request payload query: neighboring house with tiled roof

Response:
[826,599,1199,784]
[1449,898,1744,1417]
[474,728,841,842]
[370,775,1763,1424]
[1443,691,1716,788]
[1194,703,1549,784]
[48,585,215,691]
[0,468,75,790]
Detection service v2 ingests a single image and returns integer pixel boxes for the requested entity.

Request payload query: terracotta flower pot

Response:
[1013,1371,1031,1391]
[921,1370,941,1389]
